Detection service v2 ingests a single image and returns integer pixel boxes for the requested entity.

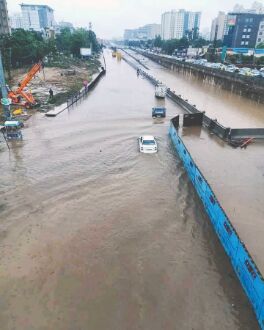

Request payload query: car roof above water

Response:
[141,135,155,140]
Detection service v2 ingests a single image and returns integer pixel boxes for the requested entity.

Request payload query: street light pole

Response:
[0,51,11,119]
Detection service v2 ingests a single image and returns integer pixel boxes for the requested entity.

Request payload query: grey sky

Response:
[7,0,260,38]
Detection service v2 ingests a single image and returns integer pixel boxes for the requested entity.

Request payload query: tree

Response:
[257,42,264,49]
[192,38,209,48]
[56,27,72,53]
[154,35,163,48]
[1,29,56,67]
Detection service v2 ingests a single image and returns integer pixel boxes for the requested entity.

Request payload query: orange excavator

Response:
[8,61,43,108]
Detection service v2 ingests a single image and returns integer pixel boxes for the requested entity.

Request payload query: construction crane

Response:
[8,61,43,108]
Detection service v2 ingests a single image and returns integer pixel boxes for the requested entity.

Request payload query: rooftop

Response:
[20,3,53,11]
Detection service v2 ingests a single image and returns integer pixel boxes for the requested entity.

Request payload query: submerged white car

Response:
[138,135,158,153]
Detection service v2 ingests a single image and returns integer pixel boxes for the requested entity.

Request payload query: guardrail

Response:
[133,49,264,104]
[169,120,264,330]
[67,69,106,107]
[122,54,264,142]
[46,68,106,117]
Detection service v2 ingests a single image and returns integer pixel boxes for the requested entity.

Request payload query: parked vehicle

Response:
[152,107,166,118]
[250,69,261,77]
[4,120,23,140]
[138,135,158,153]
[155,83,167,98]
[238,67,252,76]
[225,64,239,73]
[260,68,264,78]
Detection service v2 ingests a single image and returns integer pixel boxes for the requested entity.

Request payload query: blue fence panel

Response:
[169,123,264,329]
[235,243,264,319]
[194,168,207,201]
[215,210,239,261]
[203,187,221,228]
[258,303,264,329]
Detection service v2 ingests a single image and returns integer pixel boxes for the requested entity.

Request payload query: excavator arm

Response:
[15,61,42,94]
[8,61,42,107]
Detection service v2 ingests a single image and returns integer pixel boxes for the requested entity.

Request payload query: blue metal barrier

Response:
[169,123,264,329]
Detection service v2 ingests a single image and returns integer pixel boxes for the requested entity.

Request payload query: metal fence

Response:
[66,69,105,108]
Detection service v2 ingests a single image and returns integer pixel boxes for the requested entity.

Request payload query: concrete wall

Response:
[137,51,264,104]
[169,122,264,329]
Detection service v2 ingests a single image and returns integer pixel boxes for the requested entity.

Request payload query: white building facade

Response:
[20,4,55,31]
[210,11,228,41]
[256,19,264,45]
[124,24,161,40]
[161,10,201,40]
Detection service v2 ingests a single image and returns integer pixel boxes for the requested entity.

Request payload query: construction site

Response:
[0,54,101,133]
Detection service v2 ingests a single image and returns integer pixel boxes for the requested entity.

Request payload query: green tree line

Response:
[0,27,101,68]
[126,35,211,55]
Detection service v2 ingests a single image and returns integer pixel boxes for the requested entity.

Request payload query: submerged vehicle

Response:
[152,107,166,118]
[4,120,23,140]
[138,135,158,153]
[155,83,167,98]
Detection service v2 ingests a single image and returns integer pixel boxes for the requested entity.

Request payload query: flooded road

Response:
[0,51,259,329]
[131,50,264,128]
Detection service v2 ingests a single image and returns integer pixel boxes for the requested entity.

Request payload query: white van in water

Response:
[155,83,166,98]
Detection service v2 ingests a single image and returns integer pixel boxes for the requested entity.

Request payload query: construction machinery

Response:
[8,61,43,108]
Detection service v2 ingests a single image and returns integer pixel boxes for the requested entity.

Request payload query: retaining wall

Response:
[169,122,264,329]
[135,50,264,104]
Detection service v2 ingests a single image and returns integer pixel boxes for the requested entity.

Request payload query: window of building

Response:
[242,35,246,38]
[260,32,263,35]
[241,41,245,45]
[243,28,247,32]
[258,38,261,42]
[261,25,264,29]
[245,41,249,45]
[246,35,250,38]
[248,28,251,32]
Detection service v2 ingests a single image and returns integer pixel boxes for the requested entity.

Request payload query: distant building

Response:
[233,2,264,14]
[123,24,161,41]
[55,21,74,34]
[256,19,264,45]
[223,12,264,48]
[210,12,228,41]
[161,9,201,40]
[42,27,55,40]
[124,29,135,40]
[0,0,10,35]
[10,13,24,29]
[20,3,55,31]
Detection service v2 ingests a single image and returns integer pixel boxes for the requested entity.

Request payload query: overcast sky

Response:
[7,0,260,38]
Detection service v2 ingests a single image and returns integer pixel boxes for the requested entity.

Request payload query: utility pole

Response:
[0,51,11,119]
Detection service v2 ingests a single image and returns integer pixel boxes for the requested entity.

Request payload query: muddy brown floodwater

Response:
[0,51,259,330]
[130,50,264,128]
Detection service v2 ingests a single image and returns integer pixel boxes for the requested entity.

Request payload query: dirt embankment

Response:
[10,57,101,111]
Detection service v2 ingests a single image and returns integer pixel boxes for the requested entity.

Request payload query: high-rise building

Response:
[210,12,228,41]
[0,0,10,35]
[161,10,201,40]
[20,4,55,31]
[223,12,264,48]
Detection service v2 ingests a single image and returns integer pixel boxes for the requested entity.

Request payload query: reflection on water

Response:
[0,52,258,330]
